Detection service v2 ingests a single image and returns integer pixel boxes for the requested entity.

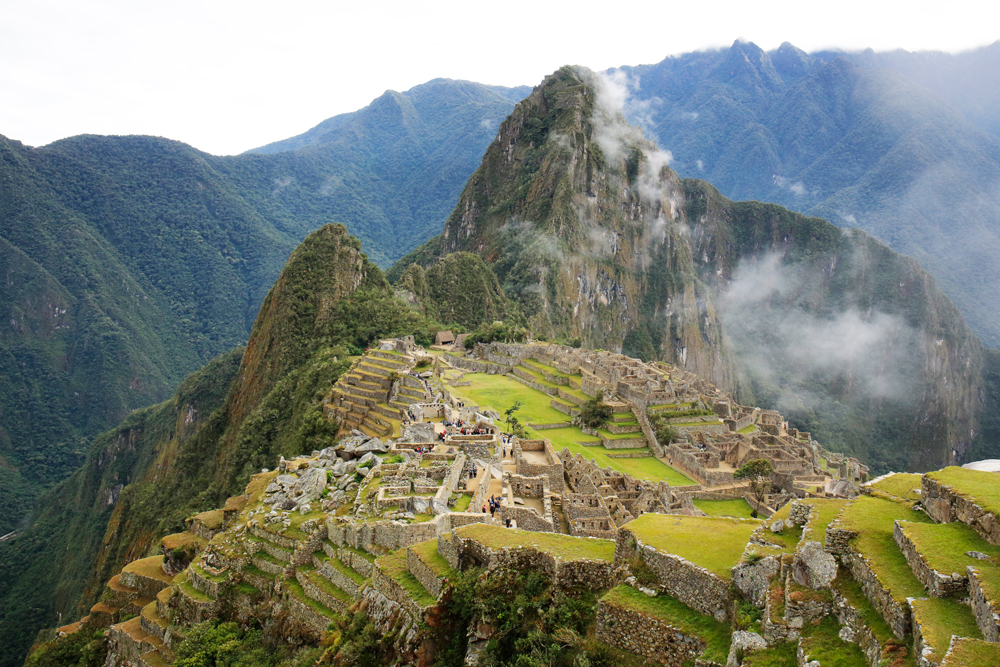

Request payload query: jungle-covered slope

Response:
[0,78,524,533]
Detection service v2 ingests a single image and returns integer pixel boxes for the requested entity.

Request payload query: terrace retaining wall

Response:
[595,597,711,667]
[615,529,731,622]
[894,521,967,597]
[923,476,1000,546]
[968,566,1000,642]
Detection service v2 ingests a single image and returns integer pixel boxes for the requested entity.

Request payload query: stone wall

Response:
[839,542,911,640]
[513,440,565,495]
[451,531,615,591]
[922,476,1000,546]
[407,547,445,598]
[500,505,555,532]
[372,559,425,618]
[284,587,334,639]
[894,521,967,597]
[830,585,884,667]
[615,528,731,622]
[446,353,507,375]
[968,566,1000,642]
[595,596,710,667]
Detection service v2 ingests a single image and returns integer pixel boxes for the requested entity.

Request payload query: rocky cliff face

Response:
[396,66,989,472]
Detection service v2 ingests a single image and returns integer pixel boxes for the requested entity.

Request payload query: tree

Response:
[578,395,612,429]
[733,458,775,518]
[504,401,523,435]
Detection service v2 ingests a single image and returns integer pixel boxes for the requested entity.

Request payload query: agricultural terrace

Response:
[897,520,1000,578]
[454,523,615,562]
[693,499,756,519]
[869,472,923,502]
[910,597,983,657]
[626,513,761,579]
[601,585,731,664]
[444,368,694,484]
[926,467,1000,517]
[836,495,931,602]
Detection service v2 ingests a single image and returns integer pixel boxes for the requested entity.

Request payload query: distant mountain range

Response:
[0,79,527,533]
[614,40,1000,347]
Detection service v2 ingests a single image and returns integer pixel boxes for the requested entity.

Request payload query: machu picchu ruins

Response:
[44,340,1000,666]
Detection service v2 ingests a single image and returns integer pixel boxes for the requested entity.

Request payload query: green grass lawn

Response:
[737,424,759,434]
[694,499,756,519]
[801,498,848,543]
[911,597,983,657]
[410,539,458,578]
[926,467,1000,517]
[741,642,798,667]
[451,494,473,512]
[798,616,869,667]
[836,496,930,602]
[377,550,437,607]
[601,585,731,664]
[455,523,614,561]
[626,513,761,579]
[449,372,693,484]
[941,638,1000,666]
[898,520,1000,577]
[870,473,923,502]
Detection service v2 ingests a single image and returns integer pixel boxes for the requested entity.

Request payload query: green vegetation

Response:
[836,496,931,601]
[693,499,756,519]
[941,637,1000,666]
[733,459,775,518]
[910,597,982,657]
[740,642,798,667]
[601,585,731,664]
[926,467,1000,517]
[897,520,1000,577]
[626,514,761,579]
[377,550,437,608]
[23,629,107,667]
[797,616,868,667]
[447,371,688,482]
[456,524,615,562]
[410,540,458,579]
[870,473,923,502]
[579,396,613,429]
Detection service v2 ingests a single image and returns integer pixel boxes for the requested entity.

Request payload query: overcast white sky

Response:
[2,0,996,156]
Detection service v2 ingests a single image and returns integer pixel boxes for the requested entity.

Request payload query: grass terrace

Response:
[123,556,175,586]
[737,424,759,434]
[740,642,797,667]
[911,597,983,657]
[898,520,1000,578]
[870,473,923,503]
[801,498,848,543]
[174,571,211,603]
[455,523,615,562]
[926,467,1000,517]
[285,577,340,617]
[601,585,731,664]
[410,539,459,579]
[626,513,761,579]
[693,499,756,519]
[190,509,224,531]
[941,638,1000,666]
[378,550,437,607]
[831,573,895,646]
[450,493,473,512]
[836,496,930,602]
[798,616,868,667]
[447,372,692,483]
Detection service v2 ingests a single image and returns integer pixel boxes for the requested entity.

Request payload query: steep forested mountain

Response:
[0,79,524,533]
[612,40,1000,348]
[394,66,997,475]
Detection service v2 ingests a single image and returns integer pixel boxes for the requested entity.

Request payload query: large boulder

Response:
[726,631,767,667]
[731,555,780,607]
[356,437,390,453]
[401,422,435,443]
[292,468,328,503]
[792,541,838,589]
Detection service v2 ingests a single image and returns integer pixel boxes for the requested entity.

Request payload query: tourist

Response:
[505,518,512,528]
